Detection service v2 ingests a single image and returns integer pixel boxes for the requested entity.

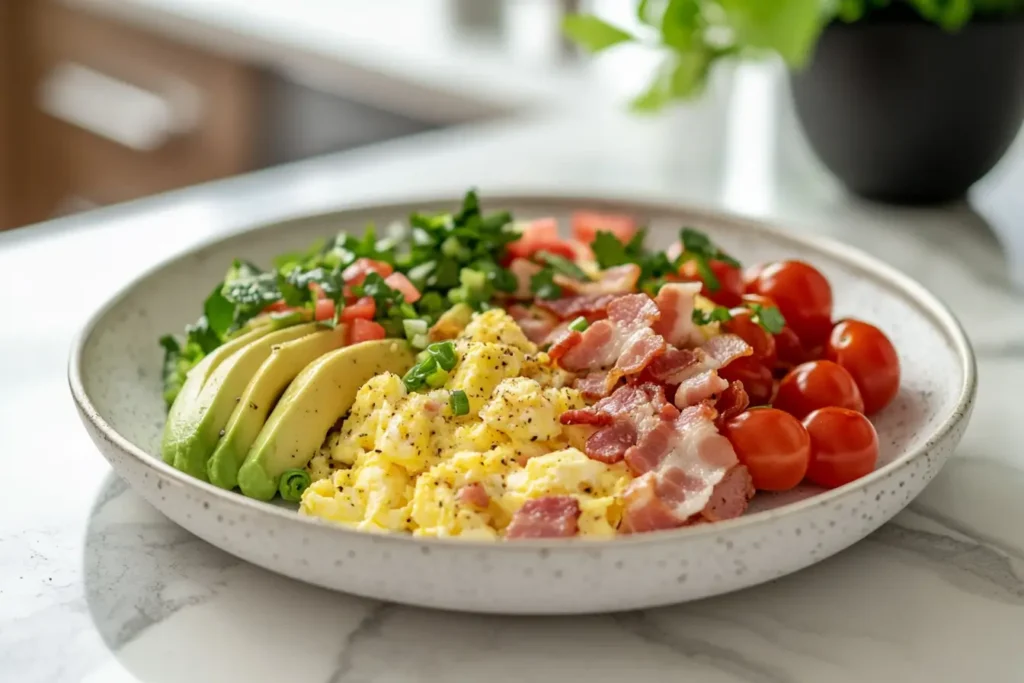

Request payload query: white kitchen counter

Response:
[4,61,1024,682]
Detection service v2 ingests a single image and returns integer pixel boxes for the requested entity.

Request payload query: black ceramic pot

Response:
[789,7,1024,205]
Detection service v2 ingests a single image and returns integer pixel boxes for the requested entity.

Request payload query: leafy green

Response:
[537,251,592,282]
[566,0,1024,111]
[692,306,734,326]
[562,14,636,51]
[158,331,208,408]
[747,302,787,334]
[591,228,680,295]
[530,268,563,300]
[676,227,740,292]
[287,266,344,327]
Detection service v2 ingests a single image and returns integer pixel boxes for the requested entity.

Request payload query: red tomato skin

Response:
[342,258,394,286]
[720,408,811,491]
[826,319,901,415]
[774,360,865,419]
[676,259,744,308]
[741,293,777,309]
[718,356,775,405]
[384,272,421,303]
[571,211,637,243]
[505,218,591,264]
[313,299,335,321]
[743,263,767,291]
[724,308,777,366]
[802,407,879,488]
[748,260,833,347]
[349,318,387,344]
[340,296,376,322]
[263,300,291,314]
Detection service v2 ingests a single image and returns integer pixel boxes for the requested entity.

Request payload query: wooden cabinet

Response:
[1,1,258,229]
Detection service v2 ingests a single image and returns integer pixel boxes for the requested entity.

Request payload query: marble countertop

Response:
[4,62,1024,682]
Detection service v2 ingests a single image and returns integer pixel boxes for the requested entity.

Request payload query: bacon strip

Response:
[620,402,744,532]
[714,381,749,426]
[558,295,667,392]
[534,294,618,320]
[457,483,490,509]
[652,282,703,348]
[509,258,543,300]
[507,304,557,345]
[674,370,729,409]
[505,496,581,539]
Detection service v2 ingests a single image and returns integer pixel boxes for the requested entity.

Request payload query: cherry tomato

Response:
[349,318,387,344]
[723,308,777,366]
[571,211,637,243]
[384,272,421,303]
[773,326,806,370]
[747,260,833,347]
[774,360,864,419]
[803,407,879,488]
[340,296,376,322]
[342,258,394,286]
[743,263,767,291]
[826,319,900,415]
[720,408,811,491]
[718,356,774,405]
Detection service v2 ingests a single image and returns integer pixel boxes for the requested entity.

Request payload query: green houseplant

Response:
[564,0,1024,204]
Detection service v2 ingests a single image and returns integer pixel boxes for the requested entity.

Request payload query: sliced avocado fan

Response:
[206,324,349,490]
[160,322,277,465]
[237,339,416,501]
[169,323,320,480]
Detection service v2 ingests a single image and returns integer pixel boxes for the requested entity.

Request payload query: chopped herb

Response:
[425,368,450,389]
[568,316,589,332]
[692,306,734,326]
[449,390,470,416]
[537,251,592,282]
[747,303,787,335]
[530,268,562,300]
[676,227,741,292]
[426,341,458,371]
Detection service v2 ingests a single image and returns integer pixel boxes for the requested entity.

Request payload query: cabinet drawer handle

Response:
[37,62,202,152]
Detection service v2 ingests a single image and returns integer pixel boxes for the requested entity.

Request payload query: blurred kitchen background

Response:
[2,0,1023,275]
[0,0,661,231]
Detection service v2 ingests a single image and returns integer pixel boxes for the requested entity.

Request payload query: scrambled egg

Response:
[300,309,631,538]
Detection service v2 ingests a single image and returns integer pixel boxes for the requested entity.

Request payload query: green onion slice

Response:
[278,468,312,502]
[449,389,469,416]
[568,316,589,332]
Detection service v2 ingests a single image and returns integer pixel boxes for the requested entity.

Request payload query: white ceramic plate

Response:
[70,195,976,615]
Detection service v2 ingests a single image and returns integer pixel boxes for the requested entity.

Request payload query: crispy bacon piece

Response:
[547,328,582,361]
[507,304,557,345]
[714,381,750,426]
[457,483,490,509]
[555,264,641,296]
[573,371,617,400]
[505,496,581,539]
[674,370,729,409]
[584,421,637,464]
[620,402,743,532]
[639,348,703,385]
[558,295,667,389]
[699,465,755,522]
[701,334,752,368]
[509,258,543,299]
[534,294,619,320]
[652,282,703,348]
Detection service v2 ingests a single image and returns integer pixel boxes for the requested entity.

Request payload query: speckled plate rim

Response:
[68,192,977,551]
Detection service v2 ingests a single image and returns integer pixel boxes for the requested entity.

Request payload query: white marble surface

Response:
[4,62,1024,681]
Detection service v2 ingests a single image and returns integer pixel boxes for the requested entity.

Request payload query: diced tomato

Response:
[308,282,326,300]
[506,218,567,261]
[263,300,291,313]
[524,217,559,241]
[313,299,335,321]
[349,318,386,344]
[571,211,637,244]
[341,296,376,322]
[342,258,394,286]
[384,272,421,303]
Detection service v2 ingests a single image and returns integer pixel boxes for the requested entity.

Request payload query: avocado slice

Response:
[237,339,416,501]
[160,322,277,464]
[206,324,349,490]
[169,323,321,480]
